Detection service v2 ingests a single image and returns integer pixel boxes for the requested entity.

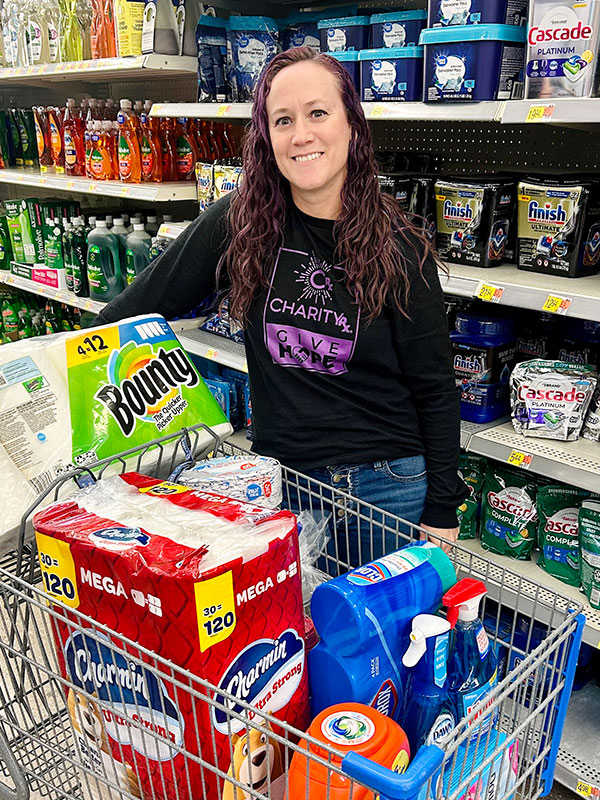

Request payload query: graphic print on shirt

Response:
[263,247,360,375]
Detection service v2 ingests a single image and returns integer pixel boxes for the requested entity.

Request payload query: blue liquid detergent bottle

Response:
[401,613,455,754]
[308,541,456,721]
[443,578,499,743]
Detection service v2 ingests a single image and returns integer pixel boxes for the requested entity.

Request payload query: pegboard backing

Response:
[371,121,600,175]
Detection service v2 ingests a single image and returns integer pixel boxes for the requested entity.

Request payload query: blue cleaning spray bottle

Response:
[443,578,499,742]
[309,541,456,721]
[401,613,455,754]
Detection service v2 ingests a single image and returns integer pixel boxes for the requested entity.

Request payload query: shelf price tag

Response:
[216,104,231,117]
[369,104,387,118]
[507,450,533,469]
[576,780,600,798]
[526,104,555,123]
[476,282,504,303]
[195,571,236,652]
[205,347,219,360]
[542,294,572,315]
[241,361,248,373]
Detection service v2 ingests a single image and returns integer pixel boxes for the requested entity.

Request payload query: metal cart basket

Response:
[0,426,585,800]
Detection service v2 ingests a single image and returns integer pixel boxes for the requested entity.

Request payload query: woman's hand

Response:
[419,524,459,555]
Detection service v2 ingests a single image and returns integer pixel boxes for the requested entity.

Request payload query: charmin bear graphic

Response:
[223,720,283,800]
[263,248,360,375]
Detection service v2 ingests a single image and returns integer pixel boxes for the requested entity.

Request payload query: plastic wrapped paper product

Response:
[34,473,309,800]
[0,314,231,546]
[173,455,282,509]
[510,359,597,441]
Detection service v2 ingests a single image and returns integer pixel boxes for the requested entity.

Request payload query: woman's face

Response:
[266,61,352,212]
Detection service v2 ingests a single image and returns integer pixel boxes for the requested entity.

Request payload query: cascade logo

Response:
[370,679,399,718]
[95,341,199,436]
[528,16,593,46]
[545,508,579,537]
[517,381,588,404]
[64,630,184,758]
[443,200,473,221]
[212,629,304,734]
[528,200,567,225]
[488,488,535,520]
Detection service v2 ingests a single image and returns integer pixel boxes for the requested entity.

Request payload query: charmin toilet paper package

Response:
[0,315,231,543]
[34,473,309,800]
[174,455,283,509]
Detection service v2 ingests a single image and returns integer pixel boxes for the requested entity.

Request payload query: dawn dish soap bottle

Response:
[443,578,498,743]
[401,613,455,754]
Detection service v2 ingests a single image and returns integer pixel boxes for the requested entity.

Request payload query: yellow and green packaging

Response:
[579,502,600,609]
[480,465,539,560]
[4,199,45,264]
[537,485,595,587]
[457,452,487,539]
[115,0,145,56]
[0,216,13,270]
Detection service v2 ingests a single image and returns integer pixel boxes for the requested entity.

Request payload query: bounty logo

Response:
[64,630,184,759]
[89,526,150,550]
[528,201,567,225]
[95,341,199,436]
[212,629,304,734]
[443,200,473,221]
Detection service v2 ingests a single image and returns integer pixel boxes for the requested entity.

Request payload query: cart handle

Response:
[0,727,29,800]
[342,744,445,800]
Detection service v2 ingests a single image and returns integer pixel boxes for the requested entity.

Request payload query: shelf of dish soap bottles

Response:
[0,169,197,202]
[0,268,105,314]
[0,55,198,85]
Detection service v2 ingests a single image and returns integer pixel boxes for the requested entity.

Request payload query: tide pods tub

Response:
[370,11,427,48]
[360,47,424,101]
[420,24,526,101]
[318,16,370,52]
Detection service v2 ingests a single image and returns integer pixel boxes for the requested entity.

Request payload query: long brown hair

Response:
[219,46,432,323]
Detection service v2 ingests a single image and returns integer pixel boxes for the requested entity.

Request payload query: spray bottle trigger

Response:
[402,629,427,668]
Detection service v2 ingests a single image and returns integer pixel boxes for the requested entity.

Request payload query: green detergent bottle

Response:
[71,217,89,297]
[17,109,38,170]
[45,218,64,270]
[8,109,24,167]
[125,223,151,285]
[2,296,19,338]
[0,215,13,269]
[62,219,74,292]
[87,220,124,302]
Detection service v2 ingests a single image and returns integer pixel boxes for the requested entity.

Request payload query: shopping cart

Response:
[0,426,585,800]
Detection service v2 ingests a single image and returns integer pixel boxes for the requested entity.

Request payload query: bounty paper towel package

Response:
[0,314,230,544]
[35,473,309,800]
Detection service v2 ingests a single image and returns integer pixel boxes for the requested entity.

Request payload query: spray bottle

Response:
[443,578,499,743]
[401,614,455,754]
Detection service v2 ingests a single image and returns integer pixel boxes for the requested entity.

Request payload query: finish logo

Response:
[528,201,567,225]
[95,341,200,436]
[443,200,473,221]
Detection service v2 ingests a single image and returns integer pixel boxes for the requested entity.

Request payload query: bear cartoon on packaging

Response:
[223,719,283,800]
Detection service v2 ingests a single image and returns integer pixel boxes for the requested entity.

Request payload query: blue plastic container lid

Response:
[197,14,229,30]
[419,23,527,45]
[359,46,424,60]
[330,51,360,62]
[318,16,371,29]
[229,16,279,33]
[455,311,514,338]
[370,11,427,23]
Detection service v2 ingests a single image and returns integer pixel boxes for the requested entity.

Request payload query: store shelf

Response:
[179,328,247,372]
[502,97,600,126]
[456,538,600,647]
[150,101,506,122]
[0,55,197,84]
[0,169,197,201]
[555,683,600,795]
[441,263,600,322]
[0,271,105,313]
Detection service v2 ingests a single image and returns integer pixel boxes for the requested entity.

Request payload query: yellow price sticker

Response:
[368,104,387,118]
[526,103,555,122]
[206,347,219,360]
[66,327,120,367]
[195,571,236,652]
[241,361,248,373]
[216,104,231,117]
[542,294,572,315]
[507,450,533,469]
[476,282,504,303]
[84,300,94,311]
[576,780,600,798]
[36,532,80,609]
[139,481,189,497]
[65,181,74,190]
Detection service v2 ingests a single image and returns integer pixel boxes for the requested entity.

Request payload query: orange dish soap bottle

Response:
[63,98,86,177]
[89,120,112,180]
[140,107,162,183]
[47,105,65,174]
[175,116,199,182]
[33,106,52,171]
[117,99,142,183]
[159,115,177,182]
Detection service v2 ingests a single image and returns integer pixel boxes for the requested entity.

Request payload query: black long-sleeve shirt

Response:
[95,195,466,527]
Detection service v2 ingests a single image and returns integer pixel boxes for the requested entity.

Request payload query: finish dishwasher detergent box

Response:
[525,0,600,99]
[34,473,308,800]
[0,314,230,547]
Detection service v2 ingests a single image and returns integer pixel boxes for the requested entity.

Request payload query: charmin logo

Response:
[443,200,473,221]
[488,488,535,520]
[545,509,579,536]
[212,629,304,734]
[517,383,587,403]
[528,200,567,225]
[370,679,399,718]
[64,630,184,758]
[95,342,199,436]
[528,19,593,46]
[89,526,150,549]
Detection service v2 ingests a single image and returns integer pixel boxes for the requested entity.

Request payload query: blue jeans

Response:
[283,455,428,573]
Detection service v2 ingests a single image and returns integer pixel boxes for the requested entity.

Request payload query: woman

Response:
[95,46,466,561]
